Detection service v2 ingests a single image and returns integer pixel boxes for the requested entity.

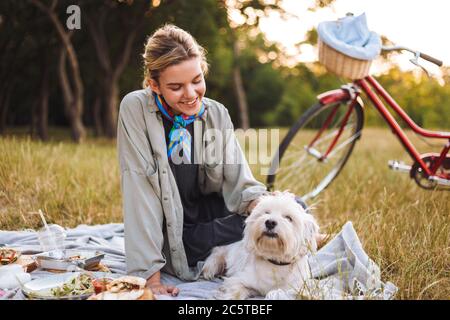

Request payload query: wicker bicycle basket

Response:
[318,38,372,80]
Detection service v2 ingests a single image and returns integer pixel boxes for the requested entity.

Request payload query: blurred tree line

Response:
[0,0,448,143]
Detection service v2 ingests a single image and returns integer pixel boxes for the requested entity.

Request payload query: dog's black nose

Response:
[265,219,277,230]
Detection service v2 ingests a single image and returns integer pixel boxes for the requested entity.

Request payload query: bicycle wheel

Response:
[267,99,364,200]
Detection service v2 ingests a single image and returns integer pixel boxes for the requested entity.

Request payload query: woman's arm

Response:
[118,92,167,281]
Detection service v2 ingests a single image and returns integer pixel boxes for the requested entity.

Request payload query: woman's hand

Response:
[146,270,180,297]
[147,282,180,297]
[246,198,260,215]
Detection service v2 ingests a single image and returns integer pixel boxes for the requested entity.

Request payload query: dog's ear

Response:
[299,214,319,256]
[242,216,256,252]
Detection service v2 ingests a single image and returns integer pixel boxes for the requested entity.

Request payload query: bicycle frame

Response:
[317,75,450,178]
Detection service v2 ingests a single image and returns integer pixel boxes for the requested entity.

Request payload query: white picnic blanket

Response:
[0,221,397,300]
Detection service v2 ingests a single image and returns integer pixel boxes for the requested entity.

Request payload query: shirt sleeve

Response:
[117,93,166,280]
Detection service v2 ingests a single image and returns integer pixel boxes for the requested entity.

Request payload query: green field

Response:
[1,127,449,299]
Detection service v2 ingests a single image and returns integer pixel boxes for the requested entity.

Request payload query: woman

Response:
[117,25,267,296]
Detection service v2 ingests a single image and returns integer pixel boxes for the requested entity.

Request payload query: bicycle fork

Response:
[305,96,360,162]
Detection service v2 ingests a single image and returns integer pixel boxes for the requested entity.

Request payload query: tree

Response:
[85,0,153,138]
[219,0,287,129]
[0,1,23,134]
[31,42,52,141]
[30,0,86,143]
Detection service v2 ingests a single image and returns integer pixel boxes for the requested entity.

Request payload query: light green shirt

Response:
[117,88,267,281]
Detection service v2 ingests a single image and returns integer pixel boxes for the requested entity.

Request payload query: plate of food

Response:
[22,272,95,300]
[33,250,105,271]
[88,276,154,300]
[0,248,21,265]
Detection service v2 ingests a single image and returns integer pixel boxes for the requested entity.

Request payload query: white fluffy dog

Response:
[201,192,319,300]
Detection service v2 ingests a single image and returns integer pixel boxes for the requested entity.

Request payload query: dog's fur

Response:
[201,192,319,299]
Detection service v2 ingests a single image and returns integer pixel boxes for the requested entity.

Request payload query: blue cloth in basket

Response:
[317,13,382,60]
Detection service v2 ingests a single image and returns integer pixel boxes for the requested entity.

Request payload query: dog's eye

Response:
[265,211,270,215]
[284,216,293,222]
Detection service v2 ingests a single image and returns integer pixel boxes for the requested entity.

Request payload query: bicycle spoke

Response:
[277,158,314,185]
[279,161,327,193]
[281,147,309,161]
[277,154,327,185]
[311,123,356,148]
[326,132,361,159]
[277,157,311,180]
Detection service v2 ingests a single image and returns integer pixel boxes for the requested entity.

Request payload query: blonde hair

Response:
[142,24,209,88]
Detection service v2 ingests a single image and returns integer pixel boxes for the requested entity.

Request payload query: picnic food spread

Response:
[0,214,155,300]
[0,247,154,300]
[21,272,153,300]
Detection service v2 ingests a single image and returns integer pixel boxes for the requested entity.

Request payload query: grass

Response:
[1,127,449,299]
[0,134,121,229]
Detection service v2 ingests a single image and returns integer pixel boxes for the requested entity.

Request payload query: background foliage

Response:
[0,0,448,140]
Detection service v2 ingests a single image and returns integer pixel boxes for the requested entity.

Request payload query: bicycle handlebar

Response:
[382,45,443,67]
[418,52,443,67]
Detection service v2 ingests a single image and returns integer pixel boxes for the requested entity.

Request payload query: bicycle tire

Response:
[267,99,364,200]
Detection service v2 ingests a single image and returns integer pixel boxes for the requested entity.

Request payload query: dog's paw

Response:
[201,262,218,280]
[201,257,224,280]
[215,286,247,300]
[214,278,251,300]
[201,247,227,280]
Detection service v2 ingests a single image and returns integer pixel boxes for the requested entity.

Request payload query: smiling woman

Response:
[117,24,268,297]
[148,60,206,116]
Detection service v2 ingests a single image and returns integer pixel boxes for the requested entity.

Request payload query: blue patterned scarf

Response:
[153,92,205,163]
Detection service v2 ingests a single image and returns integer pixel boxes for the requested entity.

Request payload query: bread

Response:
[107,275,146,291]
[88,275,155,300]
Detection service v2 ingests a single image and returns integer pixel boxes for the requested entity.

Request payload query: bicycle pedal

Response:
[388,160,411,173]
[429,176,450,187]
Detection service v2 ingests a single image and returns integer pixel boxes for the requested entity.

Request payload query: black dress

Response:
[162,117,245,267]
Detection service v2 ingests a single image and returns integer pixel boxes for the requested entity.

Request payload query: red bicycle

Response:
[267,46,450,201]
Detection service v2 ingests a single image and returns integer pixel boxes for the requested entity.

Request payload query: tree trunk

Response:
[103,78,119,138]
[0,37,19,135]
[0,104,5,135]
[58,47,86,143]
[31,0,85,143]
[232,41,250,130]
[0,84,12,135]
[92,94,102,137]
[69,103,86,143]
[30,100,37,137]
[37,62,49,141]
